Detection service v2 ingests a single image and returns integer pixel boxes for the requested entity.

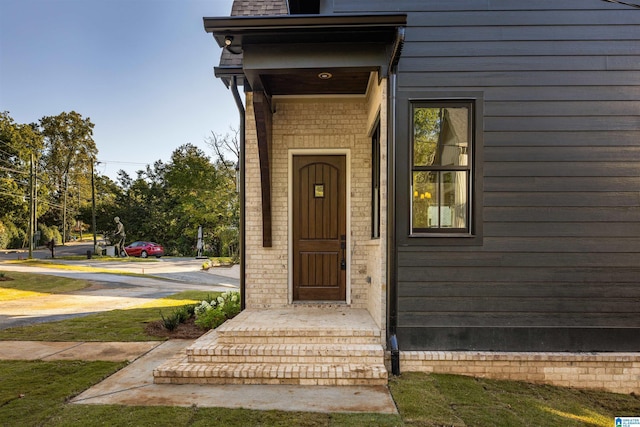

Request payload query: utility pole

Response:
[28,152,34,259]
[91,160,98,253]
[62,172,68,245]
[34,158,37,238]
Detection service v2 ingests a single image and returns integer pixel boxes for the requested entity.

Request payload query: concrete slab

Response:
[43,342,160,362]
[0,341,80,360]
[0,341,160,362]
[71,339,398,414]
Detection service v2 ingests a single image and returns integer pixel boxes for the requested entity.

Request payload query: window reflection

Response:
[412,104,472,233]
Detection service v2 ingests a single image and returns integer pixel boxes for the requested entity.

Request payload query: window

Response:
[411,101,473,235]
[372,122,381,238]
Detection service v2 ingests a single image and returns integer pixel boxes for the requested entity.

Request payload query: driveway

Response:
[0,253,239,330]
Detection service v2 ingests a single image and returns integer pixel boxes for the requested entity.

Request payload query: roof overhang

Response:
[204,13,407,95]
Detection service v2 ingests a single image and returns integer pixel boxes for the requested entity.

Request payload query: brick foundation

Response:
[400,351,640,394]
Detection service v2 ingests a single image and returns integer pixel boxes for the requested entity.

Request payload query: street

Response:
[0,241,239,330]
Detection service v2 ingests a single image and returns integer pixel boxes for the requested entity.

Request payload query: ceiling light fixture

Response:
[224,36,233,46]
[318,72,333,80]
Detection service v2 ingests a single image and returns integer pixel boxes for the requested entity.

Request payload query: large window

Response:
[411,101,473,235]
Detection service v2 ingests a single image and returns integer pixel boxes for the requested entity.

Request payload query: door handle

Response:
[340,235,346,270]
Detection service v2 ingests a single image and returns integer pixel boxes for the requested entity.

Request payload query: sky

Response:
[0,0,238,181]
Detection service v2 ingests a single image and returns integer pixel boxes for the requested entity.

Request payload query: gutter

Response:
[230,76,246,310]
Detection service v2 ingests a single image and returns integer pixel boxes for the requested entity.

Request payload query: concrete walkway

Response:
[0,339,398,414]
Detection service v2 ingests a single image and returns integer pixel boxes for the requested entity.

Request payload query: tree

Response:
[105,141,239,257]
[164,143,238,256]
[0,112,45,248]
[39,111,96,241]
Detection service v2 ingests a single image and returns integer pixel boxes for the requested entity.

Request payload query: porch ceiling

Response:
[261,68,372,96]
[205,13,406,94]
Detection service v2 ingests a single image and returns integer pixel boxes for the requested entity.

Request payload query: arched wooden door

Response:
[292,155,347,301]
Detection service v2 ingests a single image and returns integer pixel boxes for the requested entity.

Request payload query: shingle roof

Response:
[231,0,288,16]
[219,0,289,67]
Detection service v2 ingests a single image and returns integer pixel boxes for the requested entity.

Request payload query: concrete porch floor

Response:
[217,305,383,335]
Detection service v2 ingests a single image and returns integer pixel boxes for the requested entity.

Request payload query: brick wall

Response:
[400,351,640,394]
[364,78,388,332]
[244,89,387,321]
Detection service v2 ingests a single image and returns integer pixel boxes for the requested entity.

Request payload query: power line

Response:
[0,190,64,210]
[602,0,640,8]
[100,160,149,166]
[0,165,29,175]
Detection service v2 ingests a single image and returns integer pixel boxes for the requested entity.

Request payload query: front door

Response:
[292,155,347,301]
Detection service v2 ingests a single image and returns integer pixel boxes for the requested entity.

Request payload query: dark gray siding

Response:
[337,0,640,350]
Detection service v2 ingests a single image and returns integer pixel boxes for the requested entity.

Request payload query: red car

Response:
[123,241,164,258]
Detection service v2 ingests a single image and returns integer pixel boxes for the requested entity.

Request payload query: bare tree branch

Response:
[205,129,240,164]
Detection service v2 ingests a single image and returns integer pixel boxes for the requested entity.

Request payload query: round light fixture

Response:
[318,72,333,80]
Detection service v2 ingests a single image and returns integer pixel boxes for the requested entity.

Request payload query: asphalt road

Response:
[0,242,240,330]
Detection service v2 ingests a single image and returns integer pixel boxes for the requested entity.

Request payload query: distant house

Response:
[159,0,639,392]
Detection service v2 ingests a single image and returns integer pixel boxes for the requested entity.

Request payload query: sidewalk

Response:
[0,339,398,414]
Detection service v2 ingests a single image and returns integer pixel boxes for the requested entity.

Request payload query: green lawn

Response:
[0,271,90,299]
[1,363,637,427]
[0,270,638,426]
[0,288,210,341]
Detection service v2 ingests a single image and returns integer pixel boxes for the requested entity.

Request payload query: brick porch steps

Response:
[153,307,388,386]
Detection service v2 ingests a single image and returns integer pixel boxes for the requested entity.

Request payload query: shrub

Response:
[173,305,193,323]
[194,291,241,330]
[8,227,26,249]
[38,223,62,247]
[0,221,21,249]
[159,310,181,331]
[0,220,9,249]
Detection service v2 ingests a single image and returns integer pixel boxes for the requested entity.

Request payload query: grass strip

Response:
[0,363,637,426]
[4,260,150,276]
[390,372,640,427]
[0,271,90,297]
[0,360,125,427]
[0,290,212,341]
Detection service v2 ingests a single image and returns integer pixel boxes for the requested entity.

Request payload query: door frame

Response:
[288,149,351,304]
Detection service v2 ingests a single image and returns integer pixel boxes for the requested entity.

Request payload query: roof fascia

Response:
[204,13,407,49]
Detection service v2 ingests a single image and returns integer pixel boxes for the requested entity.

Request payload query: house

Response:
[154,0,640,393]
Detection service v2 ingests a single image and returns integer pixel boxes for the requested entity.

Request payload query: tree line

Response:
[0,111,239,257]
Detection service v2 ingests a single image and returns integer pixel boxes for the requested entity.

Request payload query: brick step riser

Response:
[187,344,383,357]
[217,329,379,336]
[186,355,384,364]
[154,363,388,383]
[155,377,388,386]
[216,328,379,338]
[215,336,382,345]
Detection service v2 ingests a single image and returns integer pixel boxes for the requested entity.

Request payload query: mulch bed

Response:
[144,317,207,339]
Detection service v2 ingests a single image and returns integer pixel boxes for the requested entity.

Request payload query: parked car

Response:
[123,241,164,258]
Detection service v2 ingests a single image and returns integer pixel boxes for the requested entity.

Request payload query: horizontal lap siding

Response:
[336,0,640,350]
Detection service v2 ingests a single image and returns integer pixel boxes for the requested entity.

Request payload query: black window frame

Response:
[411,100,473,236]
[395,91,484,247]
